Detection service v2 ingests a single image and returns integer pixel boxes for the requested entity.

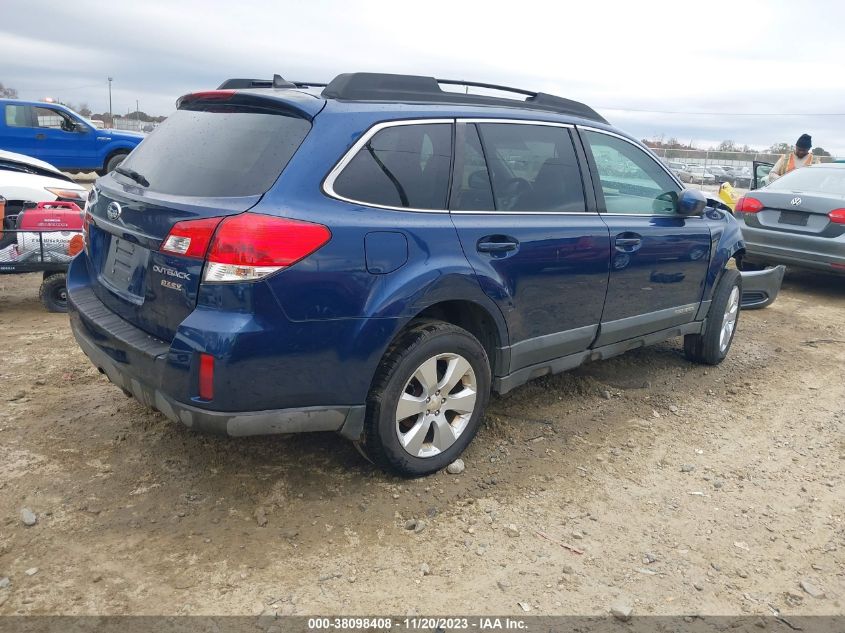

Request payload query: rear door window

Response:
[331,123,452,210]
[451,123,495,211]
[475,123,586,212]
[118,105,311,197]
[5,104,31,127]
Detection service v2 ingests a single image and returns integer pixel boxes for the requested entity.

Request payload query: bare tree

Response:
[767,142,792,154]
[0,82,18,99]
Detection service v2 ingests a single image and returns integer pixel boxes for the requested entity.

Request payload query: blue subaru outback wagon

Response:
[68,72,751,476]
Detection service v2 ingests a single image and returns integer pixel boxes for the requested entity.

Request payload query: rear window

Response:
[118,106,311,197]
[768,167,845,194]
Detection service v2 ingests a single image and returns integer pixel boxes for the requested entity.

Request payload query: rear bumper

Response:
[67,260,366,439]
[741,224,845,274]
[71,320,364,437]
[739,265,786,310]
[744,245,845,274]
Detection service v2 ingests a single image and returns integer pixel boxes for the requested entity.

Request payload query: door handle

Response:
[477,240,518,253]
[614,234,642,252]
[35,133,46,140]
[615,238,641,246]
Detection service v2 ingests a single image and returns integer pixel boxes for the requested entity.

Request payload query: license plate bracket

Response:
[779,210,808,227]
[101,237,149,300]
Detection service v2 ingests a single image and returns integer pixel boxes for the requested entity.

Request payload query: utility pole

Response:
[136,100,140,125]
[107,77,113,126]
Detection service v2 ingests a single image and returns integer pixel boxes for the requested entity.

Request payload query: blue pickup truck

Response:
[0,99,143,174]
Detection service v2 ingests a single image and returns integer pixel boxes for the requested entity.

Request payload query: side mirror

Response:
[677,188,707,217]
[73,121,89,133]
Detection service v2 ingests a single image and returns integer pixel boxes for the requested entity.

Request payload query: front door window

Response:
[584,131,680,215]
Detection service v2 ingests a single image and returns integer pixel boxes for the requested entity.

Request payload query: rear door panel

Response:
[449,122,610,370]
[1,104,38,157]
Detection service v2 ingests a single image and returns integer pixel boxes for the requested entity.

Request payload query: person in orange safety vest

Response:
[768,134,818,182]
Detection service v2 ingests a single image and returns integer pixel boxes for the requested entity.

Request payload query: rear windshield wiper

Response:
[114,166,150,188]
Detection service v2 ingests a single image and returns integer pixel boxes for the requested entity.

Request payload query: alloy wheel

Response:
[720,286,740,352]
[395,353,477,458]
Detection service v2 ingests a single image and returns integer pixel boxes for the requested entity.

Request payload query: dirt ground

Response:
[0,269,842,618]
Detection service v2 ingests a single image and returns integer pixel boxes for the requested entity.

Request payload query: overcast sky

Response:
[3,0,844,154]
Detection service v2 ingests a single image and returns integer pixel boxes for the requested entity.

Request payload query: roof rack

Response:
[216,72,606,123]
[321,72,607,123]
[217,75,328,90]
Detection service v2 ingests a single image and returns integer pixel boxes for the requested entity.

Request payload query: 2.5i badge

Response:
[160,279,183,291]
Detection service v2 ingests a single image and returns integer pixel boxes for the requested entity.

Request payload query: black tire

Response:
[684,269,741,365]
[360,320,491,477]
[101,152,128,176]
[736,256,765,272]
[39,273,69,313]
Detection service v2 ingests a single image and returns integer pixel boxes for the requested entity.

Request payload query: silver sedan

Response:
[735,163,845,275]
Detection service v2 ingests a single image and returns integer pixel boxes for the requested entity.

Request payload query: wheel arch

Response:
[410,299,506,376]
[343,290,509,404]
[701,213,746,303]
[100,146,133,173]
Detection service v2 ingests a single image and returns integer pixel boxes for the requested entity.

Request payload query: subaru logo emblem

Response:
[790,197,802,206]
[106,201,122,221]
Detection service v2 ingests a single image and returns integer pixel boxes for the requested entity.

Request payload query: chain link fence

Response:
[646,148,842,194]
[649,147,840,168]
[110,118,159,133]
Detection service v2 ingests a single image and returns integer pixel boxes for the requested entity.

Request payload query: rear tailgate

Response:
[86,188,259,340]
[84,91,317,341]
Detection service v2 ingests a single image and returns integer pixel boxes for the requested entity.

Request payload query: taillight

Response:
[203,213,331,283]
[68,234,84,256]
[735,196,763,213]
[44,187,85,201]
[829,208,845,224]
[198,353,214,400]
[160,217,224,259]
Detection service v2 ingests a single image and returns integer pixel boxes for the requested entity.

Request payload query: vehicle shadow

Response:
[781,269,844,300]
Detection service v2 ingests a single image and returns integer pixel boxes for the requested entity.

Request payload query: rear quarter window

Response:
[118,105,311,197]
[330,123,453,210]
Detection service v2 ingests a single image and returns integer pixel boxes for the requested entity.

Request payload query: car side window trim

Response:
[323,117,602,215]
[322,118,456,214]
[577,125,698,218]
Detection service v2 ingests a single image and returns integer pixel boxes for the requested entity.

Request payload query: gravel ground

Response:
[0,269,842,617]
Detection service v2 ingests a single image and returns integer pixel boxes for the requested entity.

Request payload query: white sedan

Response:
[0,150,86,223]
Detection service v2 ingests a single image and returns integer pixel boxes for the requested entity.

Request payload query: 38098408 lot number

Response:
[308,618,393,629]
